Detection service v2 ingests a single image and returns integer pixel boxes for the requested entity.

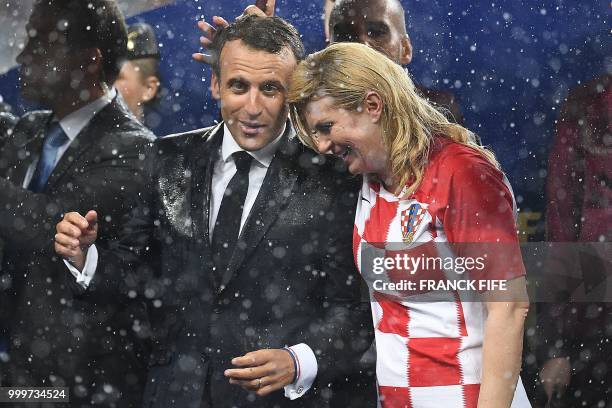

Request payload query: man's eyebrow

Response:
[227,76,248,85]
[261,80,285,90]
[365,21,390,31]
[332,21,352,30]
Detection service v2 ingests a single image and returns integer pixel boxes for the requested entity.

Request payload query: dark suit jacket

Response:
[416,85,464,125]
[0,97,155,407]
[90,123,374,407]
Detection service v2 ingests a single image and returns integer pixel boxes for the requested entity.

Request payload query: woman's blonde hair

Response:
[288,42,499,195]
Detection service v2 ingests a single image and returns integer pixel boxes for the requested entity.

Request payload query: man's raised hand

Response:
[192,0,276,64]
[54,210,98,271]
[192,16,230,65]
[245,0,276,17]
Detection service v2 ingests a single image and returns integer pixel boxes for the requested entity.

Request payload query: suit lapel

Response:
[188,123,223,288]
[43,101,117,189]
[219,129,300,291]
[4,113,51,185]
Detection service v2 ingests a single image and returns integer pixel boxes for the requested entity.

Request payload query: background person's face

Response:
[16,7,78,102]
[329,0,411,65]
[211,40,297,151]
[115,61,150,119]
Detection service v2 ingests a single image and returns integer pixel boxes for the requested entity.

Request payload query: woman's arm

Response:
[478,276,529,408]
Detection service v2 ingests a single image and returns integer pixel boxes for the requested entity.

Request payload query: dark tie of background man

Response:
[211,150,253,284]
[28,122,69,192]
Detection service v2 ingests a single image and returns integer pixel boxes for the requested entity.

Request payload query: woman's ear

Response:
[364,91,383,123]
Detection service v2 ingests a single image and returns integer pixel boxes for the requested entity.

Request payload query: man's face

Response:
[329,0,412,65]
[211,40,297,151]
[17,7,73,102]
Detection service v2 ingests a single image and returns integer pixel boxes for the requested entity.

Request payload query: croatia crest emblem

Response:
[401,203,426,243]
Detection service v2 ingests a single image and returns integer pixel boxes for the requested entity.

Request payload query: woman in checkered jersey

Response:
[288,42,531,408]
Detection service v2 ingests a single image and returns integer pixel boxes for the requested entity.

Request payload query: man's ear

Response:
[85,48,103,78]
[142,76,160,103]
[363,91,383,122]
[399,34,413,65]
[211,71,221,100]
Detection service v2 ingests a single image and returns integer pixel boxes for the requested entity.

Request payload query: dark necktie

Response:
[28,122,69,192]
[211,151,253,282]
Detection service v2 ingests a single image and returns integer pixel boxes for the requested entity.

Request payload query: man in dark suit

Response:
[0,0,154,406]
[56,15,372,407]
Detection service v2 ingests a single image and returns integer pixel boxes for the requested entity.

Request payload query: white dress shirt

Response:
[68,122,318,399]
[211,124,317,399]
[209,124,284,237]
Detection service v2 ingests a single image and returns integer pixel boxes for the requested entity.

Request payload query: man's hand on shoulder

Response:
[192,0,276,64]
[54,210,98,271]
[224,348,295,397]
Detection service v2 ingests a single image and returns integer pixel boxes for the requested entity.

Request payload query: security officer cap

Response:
[127,22,160,60]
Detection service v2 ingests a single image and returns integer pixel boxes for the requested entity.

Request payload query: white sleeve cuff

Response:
[283,343,318,400]
[63,244,99,289]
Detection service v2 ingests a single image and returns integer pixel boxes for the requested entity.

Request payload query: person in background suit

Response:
[0,0,154,406]
[114,22,161,125]
[0,97,16,384]
[0,97,17,144]
[55,14,373,407]
[327,0,464,125]
[539,73,611,407]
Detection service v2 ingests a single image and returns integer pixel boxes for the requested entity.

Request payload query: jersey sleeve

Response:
[441,149,526,281]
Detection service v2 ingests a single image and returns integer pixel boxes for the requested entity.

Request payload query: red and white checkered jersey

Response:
[354,138,530,407]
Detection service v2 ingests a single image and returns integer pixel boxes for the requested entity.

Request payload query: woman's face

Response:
[304,95,389,178]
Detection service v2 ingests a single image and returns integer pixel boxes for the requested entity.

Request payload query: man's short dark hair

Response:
[131,58,160,82]
[330,0,408,36]
[210,15,305,77]
[36,0,128,85]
